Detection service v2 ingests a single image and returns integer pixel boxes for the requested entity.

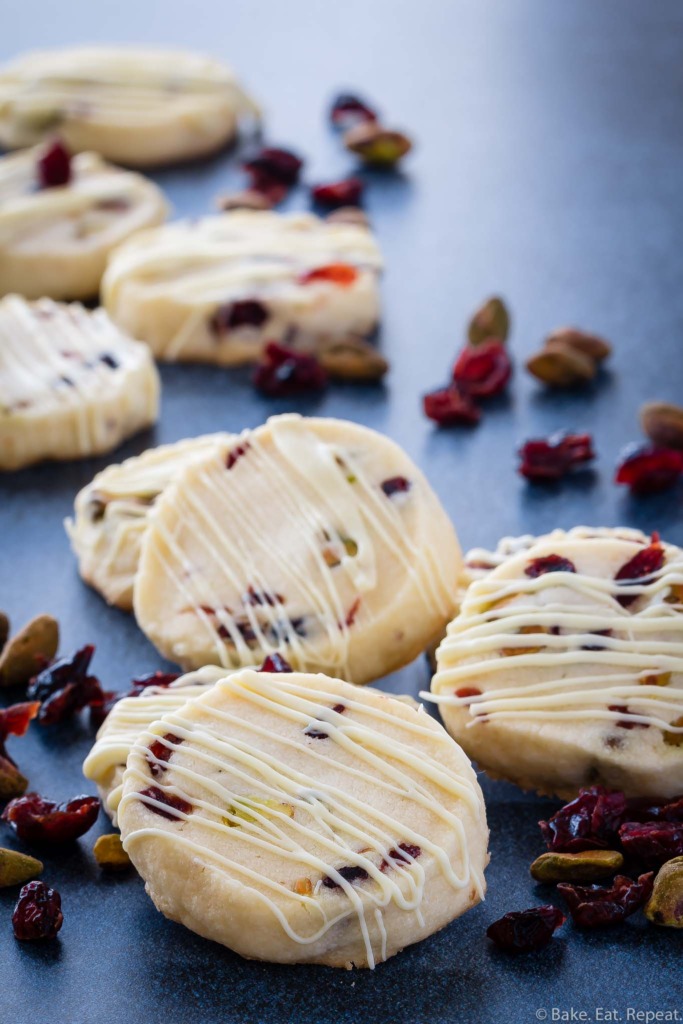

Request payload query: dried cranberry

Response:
[226,442,250,470]
[615,443,683,494]
[253,342,328,397]
[330,93,378,128]
[244,586,284,607]
[455,687,482,699]
[0,701,39,798]
[90,670,180,728]
[423,385,481,426]
[381,476,411,497]
[259,653,293,673]
[299,263,359,287]
[147,734,183,778]
[28,644,104,725]
[322,863,369,888]
[619,821,683,867]
[525,555,577,578]
[486,905,565,953]
[380,843,422,871]
[453,341,511,399]
[311,177,364,208]
[243,147,302,195]
[99,353,119,369]
[138,786,192,821]
[305,703,346,739]
[608,705,649,730]
[557,873,653,928]
[614,535,664,607]
[540,787,619,853]
[2,793,100,844]
[37,139,71,188]
[12,881,63,941]
[591,789,628,843]
[344,598,361,628]
[209,300,269,334]
[518,431,595,481]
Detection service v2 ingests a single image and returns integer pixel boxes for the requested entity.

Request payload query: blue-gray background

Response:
[0,2,682,1022]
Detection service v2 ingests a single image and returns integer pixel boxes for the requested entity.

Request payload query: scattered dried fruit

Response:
[305,703,346,739]
[468,297,510,347]
[664,716,683,747]
[216,189,274,212]
[453,341,511,399]
[644,856,683,927]
[380,843,422,871]
[210,299,269,334]
[615,443,683,494]
[259,653,293,673]
[539,786,626,852]
[138,786,192,821]
[381,476,411,497]
[253,342,328,397]
[530,849,624,883]
[318,336,388,381]
[147,733,183,778]
[226,798,294,826]
[619,821,683,868]
[344,122,412,166]
[293,876,313,896]
[525,555,577,578]
[325,206,370,228]
[558,873,653,928]
[518,431,594,481]
[28,644,104,724]
[90,670,179,728]
[545,328,612,363]
[242,146,303,197]
[526,344,596,388]
[614,534,665,606]
[330,93,378,129]
[322,863,369,889]
[37,139,71,189]
[311,177,364,208]
[0,701,39,801]
[299,263,359,286]
[486,905,565,953]
[2,793,100,845]
[640,401,683,451]
[12,880,63,941]
[423,385,481,426]
[0,847,43,888]
[93,833,131,871]
[0,614,59,687]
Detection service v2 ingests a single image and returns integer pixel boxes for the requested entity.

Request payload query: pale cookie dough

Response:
[0,144,167,301]
[83,665,228,825]
[429,529,683,800]
[66,433,233,610]
[0,295,159,471]
[133,414,462,682]
[117,668,488,968]
[101,211,382,364]
[0,47,258,167]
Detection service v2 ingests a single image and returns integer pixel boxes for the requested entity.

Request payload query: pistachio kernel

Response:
[530,849,624,883]
[343,123,412,166]
[0,847,43,888]
[639,671,671,687]
[526,344,597,388]
[325,206,370,228]
[545,327,612,363]
[665,585,683,607]
[223,798,295,826]
[640,401,683,452]
[293,877,313,897]
[318,336,388,381]
[663,716,683,747]
[468,296,510,347]
[0,614,59,688]
[93,833,131,871]
[0,762,29,802]
[644,856,683,928]
[216,189,274,212]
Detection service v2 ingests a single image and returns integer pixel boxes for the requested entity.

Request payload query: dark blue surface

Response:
[1,2,682,1021]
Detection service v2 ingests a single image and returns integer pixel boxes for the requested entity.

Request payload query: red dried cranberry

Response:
[455,687,482,699]
[12,881,63,941]
[322,863,369,888]
[557,873,653,928]
[305,703,346,739]
[486,905,565,953]
[226,442,250,469]
[90,670,180,728]
[0,701,39,795]
[147,734,183,778]
[614,534,665,607]
[591,789,628,843]
[525,555,577,578]
[37,139,71,188]
[138,786,193,821]
[629,796,683,823]
[244,586,284,607]
[380,843,422,871]
[608,705,649,730]
[311,177,364,208]
[253,342,328,397]
[615,443,683,494]
[381,476,411,497]
[259,653,293,673]
[423,385,481,426]
[518,431,595,481]
[344,598,361,628]
[453,341,511,399]
[99,353,119,369]
[539,786,620,853]
[28,644,104,725]
[209,300,269,334]
[330,93,378,128]
[2,793,100,844]
[299,263,359,286]
[619,821,683,867]
[243,147,302,195]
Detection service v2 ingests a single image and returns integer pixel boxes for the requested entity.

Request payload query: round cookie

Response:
[117,669,488,968]
[430,529,683,800]
[101,211,382,364]
[83,665,228,824]
[0,47,258,167]
[66,433,233,610]
[0,144,167,301]
[0,295,159,471]
[133,414,462,682]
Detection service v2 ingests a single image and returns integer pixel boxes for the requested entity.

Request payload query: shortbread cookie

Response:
[102,211,382,364]
[66,434,232,610]
[0,295,159,471]
[430,529,683,800]
[133,414,461,681]
[0,144,167,301]
[118,669,488,968]
[83,665,228,824]
[0,47,258,167]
